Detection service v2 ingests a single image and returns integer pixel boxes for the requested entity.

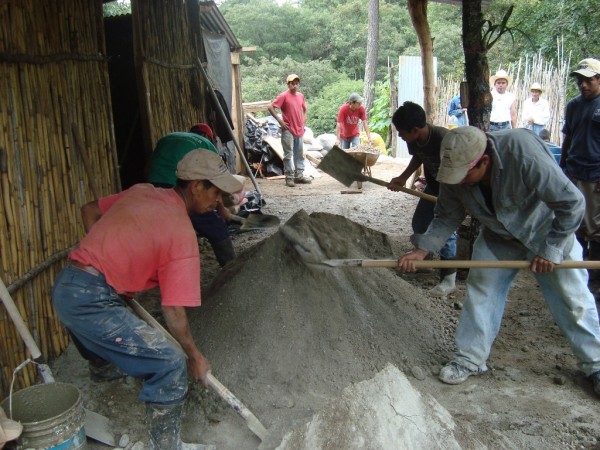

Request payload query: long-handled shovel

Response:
[124,298,268,442]
[0,277,117,446]
[317,259,600,269]
[318,146,437,203]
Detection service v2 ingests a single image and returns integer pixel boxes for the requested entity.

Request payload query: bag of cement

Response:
[303,127,315,144]
[317,133,337,152]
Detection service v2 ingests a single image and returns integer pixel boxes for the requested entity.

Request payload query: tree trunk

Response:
[407,0,436,123]
[363,0,379,115]
[462,0,491,130]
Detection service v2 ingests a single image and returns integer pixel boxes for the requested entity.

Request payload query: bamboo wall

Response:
[133,0,209,150]
[0,0,119,396]
[435,53,570,145]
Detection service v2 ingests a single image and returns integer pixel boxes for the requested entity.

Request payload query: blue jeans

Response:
[412,185,457,260]
[281,129,305,176]
[52,265,188,404]
[341,136,360,149]
[190,210,229,244]
[453,234,600,376]
[489,122,511,132]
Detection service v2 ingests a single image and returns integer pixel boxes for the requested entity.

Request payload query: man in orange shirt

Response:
[52,149,244,449]
[268,73,312,187]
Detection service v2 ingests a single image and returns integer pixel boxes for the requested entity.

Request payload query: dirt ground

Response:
[50,156,600,450]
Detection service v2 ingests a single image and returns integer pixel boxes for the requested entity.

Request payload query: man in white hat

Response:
[52,149,245,449]
[335,93,373,149]
[397,126,600,397]
[521,82,551,135]
[561,58,600,284]
[489,69,517,131]
[268,73,312,187]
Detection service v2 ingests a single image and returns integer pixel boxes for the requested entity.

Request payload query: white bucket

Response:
[1,382,86,449]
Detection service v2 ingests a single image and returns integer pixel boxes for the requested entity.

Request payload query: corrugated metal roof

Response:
[199,1,241,51]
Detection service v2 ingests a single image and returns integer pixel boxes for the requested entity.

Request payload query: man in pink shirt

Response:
[52,149,244,450]
[268,73,312,187]
[335,93,373,149]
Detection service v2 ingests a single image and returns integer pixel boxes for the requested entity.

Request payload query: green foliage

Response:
[368,80,391,141]
[103,0,131,17]
[307,79,364,135]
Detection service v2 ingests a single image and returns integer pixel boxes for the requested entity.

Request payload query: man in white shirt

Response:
[489,69,516,131]
[521,82,551,135]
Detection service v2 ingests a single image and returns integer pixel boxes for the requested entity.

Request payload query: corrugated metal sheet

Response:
[199,1,241,51]
[396,55,438,158]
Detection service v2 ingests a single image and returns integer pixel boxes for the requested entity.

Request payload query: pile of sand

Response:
[190,210,455,446]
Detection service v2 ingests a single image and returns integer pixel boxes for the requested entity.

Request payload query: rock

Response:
[411,365,427,380]
[119,433,130,447]
[553,375,566,385]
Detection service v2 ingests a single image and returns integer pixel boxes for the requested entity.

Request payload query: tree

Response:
[407,0,436,121]
[363,0,379,114]
[461,0,491,130]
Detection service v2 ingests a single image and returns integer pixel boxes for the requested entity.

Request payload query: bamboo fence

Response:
[436,51,571,145]
[0,0,119,396]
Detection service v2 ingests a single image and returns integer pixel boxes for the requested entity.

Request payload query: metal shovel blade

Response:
[241,213,280,230]
[317,145,366,187]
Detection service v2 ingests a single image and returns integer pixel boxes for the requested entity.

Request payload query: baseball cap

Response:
[286,74,300,83]
[436,126,487,184]
[348,93,364,103]
[189,123,214,141]
[570,58,600,78]
[176,149,245,193]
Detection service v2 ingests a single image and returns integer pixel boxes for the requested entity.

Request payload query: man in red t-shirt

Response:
[268,73,312,187]
[335,93,373,149]
[52,149,244,449]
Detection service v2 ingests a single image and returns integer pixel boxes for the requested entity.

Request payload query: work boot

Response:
[210,237,236,267]
[429,271,457,298]
[89,359,126,382]
[294,171,312,184]
[439,361,482,385]
[285,177,295,187]
[146,402,215,450]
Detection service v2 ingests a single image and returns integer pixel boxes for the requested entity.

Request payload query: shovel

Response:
[124,298,268,442]
[230,212,280,231]
[0,277,117,446]
[318,146,437,203]
[318,259,600,269]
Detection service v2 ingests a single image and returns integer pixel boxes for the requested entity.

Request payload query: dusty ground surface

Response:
[50,156,600,450]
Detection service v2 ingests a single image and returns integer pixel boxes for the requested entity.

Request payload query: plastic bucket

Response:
[1,382,86,449]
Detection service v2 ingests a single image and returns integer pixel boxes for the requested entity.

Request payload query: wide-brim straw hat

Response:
[530,82,543,92]
[490,69,513,87]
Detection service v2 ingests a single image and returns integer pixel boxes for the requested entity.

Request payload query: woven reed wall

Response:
[134,0,208,149]
[0,0,119,396]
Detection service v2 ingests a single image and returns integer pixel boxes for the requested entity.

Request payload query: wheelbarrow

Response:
[343,143,380,189]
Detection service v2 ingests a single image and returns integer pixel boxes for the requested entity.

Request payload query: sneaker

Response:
[294,175,312,184]
[285,178,295,187]
[439,361,479,385]
[591,371,600,396]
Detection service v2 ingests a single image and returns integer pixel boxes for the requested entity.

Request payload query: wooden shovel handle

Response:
[358,175,438,203]
[359,259,600,269]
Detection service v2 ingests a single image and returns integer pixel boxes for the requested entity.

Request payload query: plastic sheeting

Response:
[244,116,284,176]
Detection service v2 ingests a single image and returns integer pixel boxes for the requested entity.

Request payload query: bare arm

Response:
[362,120,372,143]
[388,156,421,191]
[510,101,517,128]
[268,104,289,131]
[162,305,210,383]
[81,200,102,233]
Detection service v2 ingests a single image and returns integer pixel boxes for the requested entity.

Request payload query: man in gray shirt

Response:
[398,126,600,397]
